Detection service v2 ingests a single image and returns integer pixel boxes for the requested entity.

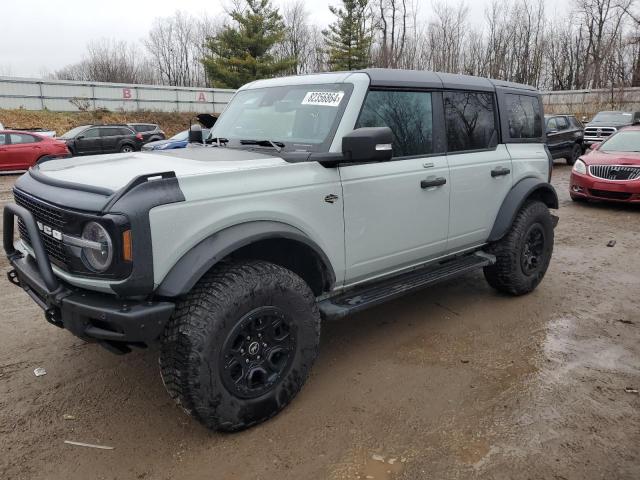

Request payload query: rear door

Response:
[100,127,122,153]
[555,116,573,157]
[75,127,102,155]
[444,90,513,251]
[545,116,563,158]
[340,89,450,285]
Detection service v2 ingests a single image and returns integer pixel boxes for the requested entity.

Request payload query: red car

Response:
[0,130,70,172]
[570,126,640,203]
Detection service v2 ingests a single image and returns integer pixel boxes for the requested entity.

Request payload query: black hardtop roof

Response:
[358,68,538,92]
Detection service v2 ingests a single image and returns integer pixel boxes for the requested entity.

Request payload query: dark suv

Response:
[127,123,166,144]
[545,114,585,165]
[60,125,144,156]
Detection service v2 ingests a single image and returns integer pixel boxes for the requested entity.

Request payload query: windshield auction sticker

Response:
[302,91,345,107]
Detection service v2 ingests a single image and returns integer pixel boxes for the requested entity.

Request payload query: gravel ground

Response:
[0,164,638,480]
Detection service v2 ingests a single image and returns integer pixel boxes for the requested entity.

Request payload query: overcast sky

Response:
[0,0,567,78]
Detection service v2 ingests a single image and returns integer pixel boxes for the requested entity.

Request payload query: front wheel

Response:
[484,200,554,295]
[566,143,581,165]
[160,260,320,431]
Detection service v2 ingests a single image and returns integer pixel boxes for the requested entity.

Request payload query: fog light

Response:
[571,185,584,193]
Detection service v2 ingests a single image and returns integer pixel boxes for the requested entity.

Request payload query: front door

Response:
[443,90,513,251]
[2,133,40,169]
[76,127,102,155]
[340,89,450,286]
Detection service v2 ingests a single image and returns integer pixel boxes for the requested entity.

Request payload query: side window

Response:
[0,134,6,145]
[355,90,433,157]
[119,127,134,136]
[9,133,37,144]
[505,94,542,139]
[443,91,497,152]
[546,117,557,131]
[83,128,100,138]
[556,116,569,130]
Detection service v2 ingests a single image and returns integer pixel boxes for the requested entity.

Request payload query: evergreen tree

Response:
[202,0,295,88]
[323,0,373,71]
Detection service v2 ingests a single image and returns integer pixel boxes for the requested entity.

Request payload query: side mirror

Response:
[188,124,203,144]
[590,143,600,150]
[342,127,393,162]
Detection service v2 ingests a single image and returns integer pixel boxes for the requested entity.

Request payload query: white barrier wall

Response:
[0,76,235,113]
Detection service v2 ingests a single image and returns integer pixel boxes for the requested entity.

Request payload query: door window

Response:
[504,94,542,139]
[0,134,6,145]
[83,128,100,138]
[443,91,497,152]
[546,117,558,130]
[555,116,569,130]
[356,90,433,157]
[9,133,37,144]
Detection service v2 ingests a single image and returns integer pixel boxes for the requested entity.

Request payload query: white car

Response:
[5,69,558,432]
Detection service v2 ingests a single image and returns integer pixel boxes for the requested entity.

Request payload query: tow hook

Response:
[7,269,20,287]
[45,307,64,328]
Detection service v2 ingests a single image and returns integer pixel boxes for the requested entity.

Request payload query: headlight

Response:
[157,142,172,150]
[81,221,113,272]
[573,159,587,175]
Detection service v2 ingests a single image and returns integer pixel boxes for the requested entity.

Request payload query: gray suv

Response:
[3,69,558,431]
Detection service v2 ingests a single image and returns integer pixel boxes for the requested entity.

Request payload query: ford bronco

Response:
[3,69,558,431]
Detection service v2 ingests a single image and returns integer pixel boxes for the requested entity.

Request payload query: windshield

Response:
[59,126,87,139]
[600,130,640,152]
[209,83,353,152]
[171,130,189,141]
[591,112,633,124]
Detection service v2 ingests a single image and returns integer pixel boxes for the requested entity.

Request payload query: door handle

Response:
[421,177,447,189]
[491,166,511,177]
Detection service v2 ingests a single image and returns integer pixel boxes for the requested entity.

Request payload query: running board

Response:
[319,252,495,320]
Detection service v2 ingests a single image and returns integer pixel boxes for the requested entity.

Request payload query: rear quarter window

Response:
[504,94,543,140]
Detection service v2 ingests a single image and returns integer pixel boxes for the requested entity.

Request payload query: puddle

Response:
[357,454,404,479]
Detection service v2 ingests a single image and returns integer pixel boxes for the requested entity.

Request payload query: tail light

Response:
[135,133,143,141]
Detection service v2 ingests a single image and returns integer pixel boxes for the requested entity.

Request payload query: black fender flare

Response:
[156,221,336,297]
[487,177,559,242]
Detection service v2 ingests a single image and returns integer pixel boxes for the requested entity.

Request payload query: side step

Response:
[319,252,495,320]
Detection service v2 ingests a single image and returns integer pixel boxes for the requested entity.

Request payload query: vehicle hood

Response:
[585,121,632,129]
[144,138,186,149]
[582,150,640,166]
[33,146,287,192]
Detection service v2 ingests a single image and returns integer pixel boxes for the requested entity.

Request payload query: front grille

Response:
[589,189,632,200]
[589,164,640,181]
[585,126,616,139]
[14,189,69,267]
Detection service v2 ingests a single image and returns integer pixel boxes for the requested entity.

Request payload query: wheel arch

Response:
[488,177,558,242]
[155,221,336,298]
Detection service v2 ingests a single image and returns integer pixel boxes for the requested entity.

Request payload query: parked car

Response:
[545,114,584,165]
[142,129,211,151]
[570,126,640,203]
[59,125,143,156]
[0,130,69,171]
[583,111,640,146]
[4,69,558,432]
[127,123,166,144]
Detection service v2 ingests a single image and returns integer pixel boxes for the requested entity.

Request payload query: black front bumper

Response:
[4,203,174,353]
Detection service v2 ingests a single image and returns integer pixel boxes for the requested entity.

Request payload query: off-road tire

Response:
[159,260,320,432]
[566,143,581,165]
[483,200,554,295]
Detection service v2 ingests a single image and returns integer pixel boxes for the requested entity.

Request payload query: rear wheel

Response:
[484,200,554,295]
[120,144,134,153]
[566,143,581,165]
[160,260,320,431]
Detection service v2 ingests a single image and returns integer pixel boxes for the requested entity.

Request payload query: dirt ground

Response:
[0,164,638,480]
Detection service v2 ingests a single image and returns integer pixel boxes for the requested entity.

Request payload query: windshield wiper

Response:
[206,137,229,146]
[239,139,285,152]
